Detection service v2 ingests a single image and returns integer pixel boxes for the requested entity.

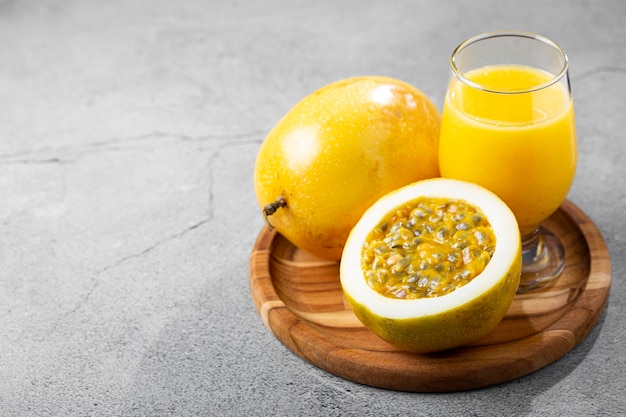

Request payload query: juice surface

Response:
[439,64,577,237]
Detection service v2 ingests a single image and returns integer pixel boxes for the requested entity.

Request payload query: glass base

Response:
[517,227,566,293]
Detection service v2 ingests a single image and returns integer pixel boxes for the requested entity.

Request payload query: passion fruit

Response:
[254,76,441,260]
[340,178,521,353]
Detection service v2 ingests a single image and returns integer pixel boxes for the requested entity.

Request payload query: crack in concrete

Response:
[0,157,74,165]
[49,131,264,328]
[0,132,172,164]
[573,65,626,81]
[98,217,213,277]
[64,216,213,320]
[0,129,266,165]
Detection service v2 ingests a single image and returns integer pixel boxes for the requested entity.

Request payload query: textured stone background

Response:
[0,0,624,416]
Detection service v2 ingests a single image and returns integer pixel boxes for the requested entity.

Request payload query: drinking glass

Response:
[438,31,577,293]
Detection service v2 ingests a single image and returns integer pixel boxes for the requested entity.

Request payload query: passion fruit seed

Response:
[262,196,287,231]
[361,197,496,300]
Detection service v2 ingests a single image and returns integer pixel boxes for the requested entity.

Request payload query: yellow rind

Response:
[340,178,522,353]
[345,246,520,353]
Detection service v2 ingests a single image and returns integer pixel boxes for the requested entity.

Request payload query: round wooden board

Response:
[248,199,612,392]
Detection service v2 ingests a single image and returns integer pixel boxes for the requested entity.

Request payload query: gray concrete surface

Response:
[1,0,624,416]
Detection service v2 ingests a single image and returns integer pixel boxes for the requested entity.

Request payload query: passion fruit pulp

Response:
[340,178,522,353]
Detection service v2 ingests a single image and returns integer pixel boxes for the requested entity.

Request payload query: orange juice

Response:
[439,64,577,237]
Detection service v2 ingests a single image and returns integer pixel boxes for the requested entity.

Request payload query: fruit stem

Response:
[262,196,287,231]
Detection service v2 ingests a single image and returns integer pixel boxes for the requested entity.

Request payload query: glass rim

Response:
[450,30,569,94]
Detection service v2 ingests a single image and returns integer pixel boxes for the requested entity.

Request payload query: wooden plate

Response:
[248,200,611,392]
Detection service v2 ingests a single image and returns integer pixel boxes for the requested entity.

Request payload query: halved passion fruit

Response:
[340,178,522,353]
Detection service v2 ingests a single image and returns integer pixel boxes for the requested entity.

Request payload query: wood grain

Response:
[248,200,611,392]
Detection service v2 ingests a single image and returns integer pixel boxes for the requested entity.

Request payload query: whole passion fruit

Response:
[254,76,441,260]
[340,178,521,353]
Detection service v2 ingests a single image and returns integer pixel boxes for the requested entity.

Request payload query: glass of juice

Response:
[438,31,577,293]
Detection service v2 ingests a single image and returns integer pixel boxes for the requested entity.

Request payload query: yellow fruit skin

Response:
[340,178,522,353]
[345,247,521,353]
[254,76,441,260]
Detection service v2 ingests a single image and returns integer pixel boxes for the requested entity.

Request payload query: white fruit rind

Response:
[340,178,520,319]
